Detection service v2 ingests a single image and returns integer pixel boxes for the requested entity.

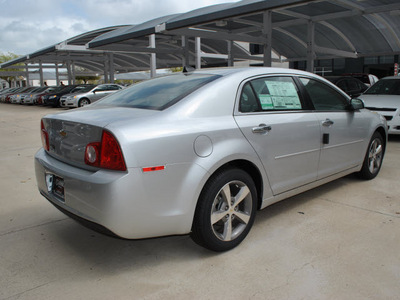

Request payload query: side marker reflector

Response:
[142,166,165,172]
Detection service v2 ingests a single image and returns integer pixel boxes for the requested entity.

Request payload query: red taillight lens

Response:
[85,130,126,171]
[41,120,50,151]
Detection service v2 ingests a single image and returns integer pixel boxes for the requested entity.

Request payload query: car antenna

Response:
[183,66,195,73]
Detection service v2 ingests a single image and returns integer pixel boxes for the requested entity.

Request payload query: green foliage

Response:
[73,66,101,84]
[115,79,135,86]
[75,75,101,84]
[0,52,20,64]
[0,52,23,85]
[169,67,183,73]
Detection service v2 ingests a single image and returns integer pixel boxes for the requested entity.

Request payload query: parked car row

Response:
[0,84,124,107]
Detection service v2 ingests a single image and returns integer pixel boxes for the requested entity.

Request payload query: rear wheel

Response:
[78,98,90,107]
[357,132,384,180]
[191,168,257,252]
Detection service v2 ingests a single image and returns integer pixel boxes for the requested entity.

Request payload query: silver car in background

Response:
[60,84,123,108]
[22,86,57,105]
[35,67,387,252]
[358,76,400,135]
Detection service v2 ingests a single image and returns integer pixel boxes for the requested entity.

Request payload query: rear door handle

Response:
[252,124,272,134]
[322,119,334,127]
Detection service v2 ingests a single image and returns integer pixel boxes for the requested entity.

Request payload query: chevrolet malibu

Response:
[60,84,124,108]
[35,67,387,252]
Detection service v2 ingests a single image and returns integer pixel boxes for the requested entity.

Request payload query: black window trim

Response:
[296,76,354,113]
[237,74,312,115]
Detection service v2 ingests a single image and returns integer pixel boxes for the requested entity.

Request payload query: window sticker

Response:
[261,81,301,110]
[259,94,273,109]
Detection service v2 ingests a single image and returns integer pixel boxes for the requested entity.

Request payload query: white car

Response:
[359,76,400,135]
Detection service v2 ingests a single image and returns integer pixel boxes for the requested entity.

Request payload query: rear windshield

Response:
[365,79,400,95]
[93,73,221,110]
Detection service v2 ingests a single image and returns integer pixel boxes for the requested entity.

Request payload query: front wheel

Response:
[191,168,257,252]
[78,98,90,107]
[357,132,384,180]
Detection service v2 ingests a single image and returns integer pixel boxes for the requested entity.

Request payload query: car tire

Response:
[191,168,257,252]
[78,98,90,107]
[357,131,384,180]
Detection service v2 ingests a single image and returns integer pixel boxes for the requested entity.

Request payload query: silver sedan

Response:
[35,67,387,251]
[60,84,124,108]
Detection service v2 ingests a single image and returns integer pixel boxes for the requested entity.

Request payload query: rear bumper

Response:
[35,148,202,239]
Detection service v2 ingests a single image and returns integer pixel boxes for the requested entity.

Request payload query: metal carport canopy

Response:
[0,26,136,85]
[87,9,257,77]
[157,0,400,71]
[3,0,400,83]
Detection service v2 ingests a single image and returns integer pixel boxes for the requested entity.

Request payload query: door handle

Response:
[322,119,334,127]
[252,124,272,134]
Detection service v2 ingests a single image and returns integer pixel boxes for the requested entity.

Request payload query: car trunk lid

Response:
[42,107,159,169]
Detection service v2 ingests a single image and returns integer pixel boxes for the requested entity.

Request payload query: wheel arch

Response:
[79,97,90,106]
[375,126,387,147]
[204,159,264,210]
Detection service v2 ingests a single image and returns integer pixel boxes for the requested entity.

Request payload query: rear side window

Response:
[239,76,302,112]
[94,74,220,110]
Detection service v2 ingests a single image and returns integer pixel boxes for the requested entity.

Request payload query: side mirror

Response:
[349,98,365,111]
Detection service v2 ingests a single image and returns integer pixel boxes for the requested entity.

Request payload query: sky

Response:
[0,0,238,56]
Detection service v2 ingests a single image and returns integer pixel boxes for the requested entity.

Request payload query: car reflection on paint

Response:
[35,67,387,252]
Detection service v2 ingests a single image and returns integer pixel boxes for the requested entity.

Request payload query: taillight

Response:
[41,120,50,151]
[85,130,126,171]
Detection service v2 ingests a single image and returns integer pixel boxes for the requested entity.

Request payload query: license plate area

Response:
[45,173,65,202]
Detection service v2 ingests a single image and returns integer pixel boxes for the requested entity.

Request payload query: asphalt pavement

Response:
[1,103,399,300]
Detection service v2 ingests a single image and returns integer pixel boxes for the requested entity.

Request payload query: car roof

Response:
[189,67,320,79]
[380,76,400,80]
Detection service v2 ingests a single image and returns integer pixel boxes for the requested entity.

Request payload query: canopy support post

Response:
[195,37,201,69]
[263,10,272,67]
[149,34,157,78]
[307,20,315,73]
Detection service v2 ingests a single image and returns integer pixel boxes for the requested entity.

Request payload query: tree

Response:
[168,67,183,73]
[75,75,101,84]
[0,52,23,86]
[74,66,101,84]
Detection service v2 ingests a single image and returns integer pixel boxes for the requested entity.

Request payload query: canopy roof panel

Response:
[88,0,400,63]
[2,0,400,75]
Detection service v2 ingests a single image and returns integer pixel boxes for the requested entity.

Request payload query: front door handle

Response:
[252,124,272,134]
[322,119,334,127]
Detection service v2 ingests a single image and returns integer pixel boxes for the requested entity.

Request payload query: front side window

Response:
[300,78,348,111]
[239,76,302,112]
